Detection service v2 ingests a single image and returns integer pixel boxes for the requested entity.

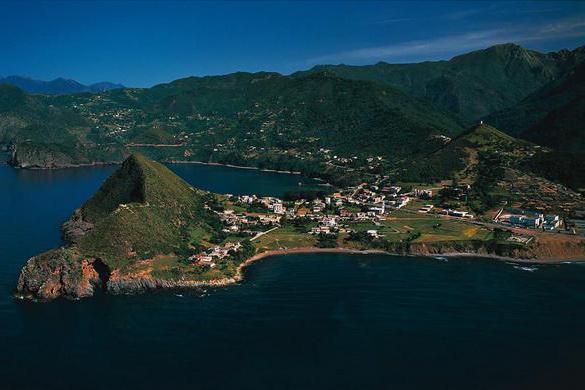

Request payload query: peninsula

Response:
[16,153,585,300]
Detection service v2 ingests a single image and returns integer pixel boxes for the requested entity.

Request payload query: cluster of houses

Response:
[235,195,287,214]
[188,242,242,268]
[508,213,562,230]
[413,189,433,199]
[216,207,282,234]
[342,184,411,213]
[495,209,563,231]
[189,177,573,268]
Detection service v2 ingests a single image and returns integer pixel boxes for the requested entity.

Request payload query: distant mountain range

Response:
[302,43,585,122]
[0,42,584,195]
[0,75,124,94]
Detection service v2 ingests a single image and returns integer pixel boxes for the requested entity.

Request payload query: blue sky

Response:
[1,1,584,87]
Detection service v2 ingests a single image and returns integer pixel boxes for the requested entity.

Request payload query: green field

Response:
[253,225,317,252]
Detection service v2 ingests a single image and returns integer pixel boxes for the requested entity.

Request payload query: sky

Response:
[0,0,584,87]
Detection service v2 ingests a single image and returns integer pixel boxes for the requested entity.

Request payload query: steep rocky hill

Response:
[16,154,224,300]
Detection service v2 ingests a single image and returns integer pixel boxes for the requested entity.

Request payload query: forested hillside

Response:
[0,43,583,192]
[303,44,585,121]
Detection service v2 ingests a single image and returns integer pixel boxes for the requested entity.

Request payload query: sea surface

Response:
[1,163,585,389]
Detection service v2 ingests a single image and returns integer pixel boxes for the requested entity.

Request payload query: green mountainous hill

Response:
[0,84,125,167]
[484,61,585,192]
[403,123,534,182]
[486,62,585,152]
[17,154,231,300]
[303,44,585,121]
[70,154,216,267]
[1,70,465,185]
[1,43,584,191]
[404,123,584,212]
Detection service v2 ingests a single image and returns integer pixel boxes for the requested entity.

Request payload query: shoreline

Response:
[167,160,333,187]
[8,157,333,186]
[236,246,585,270]
[165,160,312,180]
[112,246,585,294]
[11,161,121,170]
[17,245,585,301]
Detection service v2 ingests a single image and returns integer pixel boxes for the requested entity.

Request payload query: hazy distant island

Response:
[16,153,585,301]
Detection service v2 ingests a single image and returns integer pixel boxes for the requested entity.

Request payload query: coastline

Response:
[8,157,333,186]
[238,246,585,269]
[108,246,585,295]
[17,243,585,301]
[167,159,313,178]
[10,160,121,170]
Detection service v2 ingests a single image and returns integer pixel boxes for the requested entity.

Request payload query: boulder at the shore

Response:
[16,248,107,300]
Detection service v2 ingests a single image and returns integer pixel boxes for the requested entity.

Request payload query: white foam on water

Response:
[513,265,538,272]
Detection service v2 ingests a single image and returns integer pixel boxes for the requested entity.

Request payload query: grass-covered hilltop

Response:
[16,153,585,300]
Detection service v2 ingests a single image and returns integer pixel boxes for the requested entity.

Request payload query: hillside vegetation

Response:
[1,43,584,192]
[304,44,585,121]
[487,62,585,152]
[71,154,218,268]
[1,70,465,184]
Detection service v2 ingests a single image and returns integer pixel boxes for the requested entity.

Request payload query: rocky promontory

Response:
[15,153,227,300]
[16,248,108,300]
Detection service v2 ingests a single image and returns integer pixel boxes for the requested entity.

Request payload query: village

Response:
[186,180,571,268]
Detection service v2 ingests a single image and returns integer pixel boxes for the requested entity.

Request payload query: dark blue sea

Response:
[1,163,584,389]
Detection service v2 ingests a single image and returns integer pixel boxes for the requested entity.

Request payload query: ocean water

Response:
[1,164,585,389]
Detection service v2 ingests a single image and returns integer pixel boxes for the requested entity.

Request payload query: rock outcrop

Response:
[16,248,108,300]
[61,209,94,244]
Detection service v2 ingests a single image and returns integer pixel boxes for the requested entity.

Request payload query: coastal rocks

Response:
[16,248,108,300]
[106,271,235,295]
[61,209,94,244]
[407,241,536,259]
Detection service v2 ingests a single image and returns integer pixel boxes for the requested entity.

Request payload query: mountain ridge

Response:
[301,43,585,121]
[0,75,124,94]
[486,61,585,152]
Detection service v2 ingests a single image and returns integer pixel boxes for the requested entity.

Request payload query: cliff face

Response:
[16,248,108,300]
[407,238,585,260]
[10,145,75,169]
[9,143,126,169]
[407,241,535,259]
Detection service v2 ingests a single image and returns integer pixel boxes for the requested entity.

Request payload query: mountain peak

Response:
[459,122,531,147]
[80,153,196,222]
